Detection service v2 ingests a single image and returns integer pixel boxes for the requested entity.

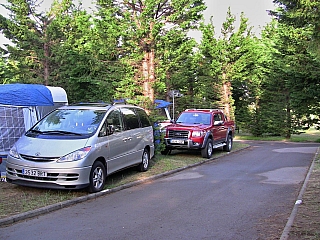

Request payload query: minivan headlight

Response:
[58,147,91,162]
[9,146,20,159]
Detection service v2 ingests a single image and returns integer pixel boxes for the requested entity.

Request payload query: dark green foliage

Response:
[0,0,319,138]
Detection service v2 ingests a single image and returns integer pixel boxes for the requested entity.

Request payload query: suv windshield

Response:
[176,112,211,125]
[29,109,106,135]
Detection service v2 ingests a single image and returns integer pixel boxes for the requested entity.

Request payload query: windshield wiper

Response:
[28,129,43,134]
[40,130,82,136]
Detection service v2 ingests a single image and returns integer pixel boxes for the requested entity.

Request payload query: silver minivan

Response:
[6,103,154,193]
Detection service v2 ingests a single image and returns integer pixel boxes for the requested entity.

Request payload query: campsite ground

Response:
[0,130,319,239]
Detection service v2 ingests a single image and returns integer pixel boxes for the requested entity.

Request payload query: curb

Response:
[280,146,320,240]
[0,144,248,227]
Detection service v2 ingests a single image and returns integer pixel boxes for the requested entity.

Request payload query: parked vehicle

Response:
[162,109,235,158]
[6,103,154,193]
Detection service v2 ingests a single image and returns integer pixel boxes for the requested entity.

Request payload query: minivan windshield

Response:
[29,109,106,136]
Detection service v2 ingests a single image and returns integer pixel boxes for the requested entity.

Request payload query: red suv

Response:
[162,109,235,158]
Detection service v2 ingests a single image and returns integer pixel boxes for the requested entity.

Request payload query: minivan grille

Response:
[20,154,59,162]
[168,130,189,139]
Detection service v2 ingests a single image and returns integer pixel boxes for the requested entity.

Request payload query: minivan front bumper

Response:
[6,160,91,190]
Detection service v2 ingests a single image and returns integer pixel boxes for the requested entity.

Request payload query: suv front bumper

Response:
[164,138,203,150]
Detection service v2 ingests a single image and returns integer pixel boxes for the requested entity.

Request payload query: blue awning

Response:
[0,84,54,106]
[155,99,171,109]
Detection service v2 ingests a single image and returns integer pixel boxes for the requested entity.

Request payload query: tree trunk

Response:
[285,93,291,139]
[222,72,232,119]
[43,42,49,86]
[43,20,50,86]
[142,49,155,102]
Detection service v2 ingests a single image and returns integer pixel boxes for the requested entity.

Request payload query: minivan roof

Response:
[60,103,142,110]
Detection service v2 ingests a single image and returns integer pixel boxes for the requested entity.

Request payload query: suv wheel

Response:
[223,134,233,152]
[201,139,213,159]
[138,149,149,172]
[161,148,170,155]
[89,161,106,193]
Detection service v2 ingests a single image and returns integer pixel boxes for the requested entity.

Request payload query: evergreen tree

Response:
[96,0,206,104]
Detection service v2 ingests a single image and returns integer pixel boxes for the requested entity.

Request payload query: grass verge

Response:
[235,127,320,143]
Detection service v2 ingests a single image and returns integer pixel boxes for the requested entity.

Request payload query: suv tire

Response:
[201,138,213,158]
[223,134,233,152]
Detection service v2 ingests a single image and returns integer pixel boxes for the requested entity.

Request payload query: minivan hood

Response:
[15,136,90,158]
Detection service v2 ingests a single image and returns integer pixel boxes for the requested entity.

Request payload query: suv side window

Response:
[135,108,151,127]
[121,107,140,130]
[214,114,221,122]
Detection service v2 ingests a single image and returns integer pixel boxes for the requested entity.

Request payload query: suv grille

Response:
[168,130,189,139]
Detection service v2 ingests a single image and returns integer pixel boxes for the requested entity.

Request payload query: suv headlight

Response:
[192,130,205,137]
[58,147,91,162]
[9,146,20,159]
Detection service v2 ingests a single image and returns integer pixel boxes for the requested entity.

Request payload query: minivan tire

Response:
[138,149,149,172]
[89,161,106,193]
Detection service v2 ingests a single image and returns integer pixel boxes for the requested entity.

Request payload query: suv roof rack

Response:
[185,109,221,112]
[112,99,128,105]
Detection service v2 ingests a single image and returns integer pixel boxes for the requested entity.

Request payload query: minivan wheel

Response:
[201,138,213,159]
[89,161,106,193]
[138,149,149,172]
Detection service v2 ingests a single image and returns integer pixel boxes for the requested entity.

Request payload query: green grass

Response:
[235,127,320,143]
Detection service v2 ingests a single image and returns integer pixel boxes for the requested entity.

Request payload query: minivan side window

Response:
[135,108,151,127]
[99,109,123,136]
[121,107,140,130]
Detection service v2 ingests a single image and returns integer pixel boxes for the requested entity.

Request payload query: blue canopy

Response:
[154,99,171,109]
[0,84,54,106]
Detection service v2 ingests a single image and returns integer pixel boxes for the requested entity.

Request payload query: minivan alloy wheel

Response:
[138,149,149,172]
[89,161,106,193]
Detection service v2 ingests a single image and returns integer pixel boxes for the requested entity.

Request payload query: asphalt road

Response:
[1,141,319,240]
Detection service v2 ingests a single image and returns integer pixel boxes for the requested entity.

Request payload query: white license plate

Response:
[22,169,47,177]
[171,139,184,144]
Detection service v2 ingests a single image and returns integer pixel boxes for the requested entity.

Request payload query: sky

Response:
[0,0,276,47]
